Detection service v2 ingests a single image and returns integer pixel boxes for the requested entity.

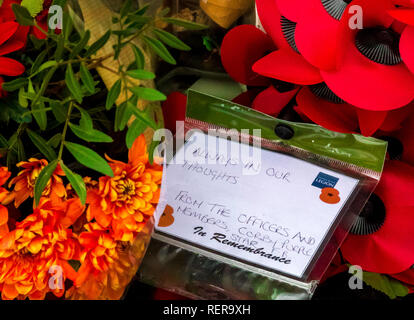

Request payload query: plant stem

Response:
[57,101,74,161]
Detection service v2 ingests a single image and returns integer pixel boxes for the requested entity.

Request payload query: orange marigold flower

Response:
[9,158,66,207]
[75,222,118,287]
[0,198,83,300]
[0,167,11,238]
[86,135,162,242]
[70,233,149,300]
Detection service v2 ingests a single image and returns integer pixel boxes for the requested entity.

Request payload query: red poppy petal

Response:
[231,89,262,107]
[341,161,414,274]
[162,92,187,135]
[378,161,414,206]
[256,0,294,51]
[0,57,25,76]
[274,0,313,22]
[380,102,414,132]
[221,25,274,86]
[321,43,414,111]
[0,21,18,47]
[294,2,340,71]
[253,50,322,85]
[295,86,358,133]
[0,39,24,56]
[12,26,29,46]
[391,269,414,285]
[356,109,388,136]
[252,85,298,116]
[400,26,414,75]
[388,9,414,25]
[391,0,414,7]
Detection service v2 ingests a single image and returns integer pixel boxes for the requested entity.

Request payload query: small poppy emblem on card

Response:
[158,205,175,227]
[320,188,341,204]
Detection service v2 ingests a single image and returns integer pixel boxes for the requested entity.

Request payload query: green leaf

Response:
[17,138,25,162]
[86,30,111,57]
[65,64,83,103]
[143,36,176,65]
[77,106,93,129]
[80,63,95,94]
[27,129,57,161]
[30,60,58,78]
[114,101,127,132]
[21,0,44,17]
[128,103,157,130]
[2,78,28,92]
[47,133,62,148]
[131,44,145,69]
[18,87,28,108]
[31,64,57,108]
[65,142,113,177]
[162,17,208,30]
[148,139,159,165]
[12,4,35,26]
[126,69,155,80]
[70,30,91,59]
[153,28,191,51]
[32,101,48,130]
[362,272,409,299]
[31,50,47,74]
[126,119,146,149]
[60,161,87,204]
[69,124,113,143]
[130,86,166,102]
[120,0,132,18]
[62,11,73,40]
[54,34,65,61]
[50,101,67,123]
[127,15,151,24]
[135,4,149,16]
[34,159,58,206]
[106,79,122,110]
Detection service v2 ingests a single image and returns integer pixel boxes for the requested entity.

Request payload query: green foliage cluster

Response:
[0,0,207,206]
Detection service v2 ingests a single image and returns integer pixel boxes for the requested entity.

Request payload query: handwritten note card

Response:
[156,131,359,278]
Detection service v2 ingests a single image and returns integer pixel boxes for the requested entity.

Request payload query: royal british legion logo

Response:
[312,172,339,189]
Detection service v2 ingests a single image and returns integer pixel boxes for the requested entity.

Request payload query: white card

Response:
[156,131,359,278]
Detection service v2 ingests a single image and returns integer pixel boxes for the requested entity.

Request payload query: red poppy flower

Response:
[0,19,25,97]
[253,0,414,114]
[0,0,55,45]
[295,84,414,135]
[341,160,414,275]
[221,24,299,116]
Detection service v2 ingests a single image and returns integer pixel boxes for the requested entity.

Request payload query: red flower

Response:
[0,0,26,97]
[255,0,414,110]
[341,160,414,274]
[221,24,299,116]
[249,0,414,135]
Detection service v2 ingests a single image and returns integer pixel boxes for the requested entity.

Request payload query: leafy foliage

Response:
[362,272,409,299]
[1,2,207,204]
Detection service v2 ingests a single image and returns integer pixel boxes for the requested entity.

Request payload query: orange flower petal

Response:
[0,205,8,225]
